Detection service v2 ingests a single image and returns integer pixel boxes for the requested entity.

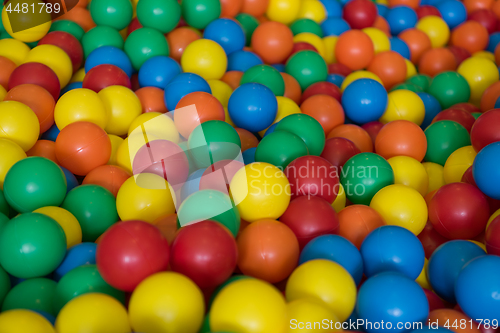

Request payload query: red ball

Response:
[96,220,170,292]
[287,42,318,62]
[279,196,339,249]
[342,0,378,29]
[451,102,481,113]
[428,183,490,239]
[199,159,245,193]
[8,63,60,101]
[300,81,342,104]
[361,121,384,143]
[432,108,476,133]
[127,17,143,37]
[447,46,471,66]
[468,9,498,34]
[462,166,500,215]
[285,155,339,204]
[82,64,131,93]
[416,5,442,19]
[38,31,84,73]
[328,63,353,76]
[170,220,238,289]
[470,109,500,152]
[417,221,449,259]
[320,137,360,170]
[486,215,500,256]
[424,289,446,312]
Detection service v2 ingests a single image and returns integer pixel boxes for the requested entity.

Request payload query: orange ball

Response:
[327,124,373,153]
[418,48,457,77]
[300,94,345,135]
[374,120,427,161]
[399,28,432,64]
[450,21,489,55]
[427,309,481,333]
[480,80,500,112]
[221,71,244,90]
[335,30,375,71]
[337,205,386,249]
[281,72,302,104]
[135,87,168,113]
[82,165,131,197]
[241,0,269,17]
[166,27,201,62]
[55,121,112,176]
[152,214,178,244]
[26,140,58,164]
[55,7,96,32]
[76,0,88,7]
[251,21,294,64]
[174,91,226,138]
[372,16,391,36]
[492,0,500,20]
[0,56,16,90]
[388,0,420,9]
[367,51,407,89]
[221,0,243,17]
[4,84,55,133]
[237,219,299,283]
[463,0,493,13]
[235,128,259,151]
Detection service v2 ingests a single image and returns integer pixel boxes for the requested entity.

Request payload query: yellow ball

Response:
[457,57,499,105]
[129,272,205,333]
[362,27,390,54]
[341,70,383,92]
[116,137,132,173]
[211,278,288,333]
[287,299,340,333]
[128,112,179,143]
[415,258,431,290]
[23,44,72,87]
[0,101,39,151]
[55,293,131,333]
[54,88,108,130]
[380,89,425,125]
[0,85,6,101]
[34,206,82,248]
[422,162,445,194]
[2,4,51,43]
[405,59,417,79]
[0,138,26,189]
[181,39,227,80]
[472,51,495,62]
[388,156,429,196]
[116,174,176,223]
[416,16,450,48]
[286,259,356,322]
[259,96,301,136]
[70,68,86,83]
[294,32,326,58]
[443,145,476,184]
[323,36,338,64]
[0,309,55,333]
[107,134,124,166]
[266,0,301,24]
[487,208,500,230]
[208,79,233,107]
[98,86,142,136]
[370,184,428,235]
[0,39,30,65]
[297,0,327,23]
[230,162,291,222]
[331,182,346,213]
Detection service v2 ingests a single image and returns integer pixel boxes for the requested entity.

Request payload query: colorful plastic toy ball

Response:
[0,213,66,279]
[99,85,142,137]
[388,156,429,195]
[436,0,467,29]
[138,56,181,90]
[390,37,411,60]
[255,130,309,169]
[124,27,170,70]
[228,83,278,133]
[251,21,295,64]
[2,277,57,315]
[135,87,168,114]
[424,120,471,166]
[166,27,202,62]
[286,259,357,322]
[427,71,470,109]
[85,46,133,77]
[54,88,107,130]
[181,39,227,80]
[24,44,73,88]
[473,142,500,200]
[342,79,388,124]
[321,137,361,170]
[8,63,60,101]
[240,65,285,96]
[53,242,97,281]
[342,0,377,29]
[81,26,124,59]
[457,57,499,105]
[181,0,221,29]
[227,50,263,72]
[164,72,212,111]
[1,5,51,43]
[375,120,427,162]
[38,31,83,74]
[386,6,418,35]
[275,113,326,156]
[82,64,131,93]
[380,89,425,125]
[204,18,246,55]
[0,101,40,152]
[335,30,374,71]
[300,94,345,135]
[89,0,132,30]
[0,309,56,333]
[129,272,205,333]
[456,255,500,322]
[367,51,407,89]
[136,0,181,34]
[285,50,328,90]
[450,21,489,55]
[266,0,301,24]
[356,272,429,333]
[416,16,450,48]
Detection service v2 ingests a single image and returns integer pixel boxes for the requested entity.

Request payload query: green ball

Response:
[390,82,423,93]
[235,13,259,47]
[200,314,211,333]
[275,113,325,156]
[89,0,133,31]
[424,120,471,166]
[188,120,242,169]
[471,112,482,120]
[0,266,10,307]
[181,0,221,30]
[255,130,309,169]
[0,213,66,279]
[0,212,8,237]
[2,278,57,315]
[428,71,470,109]
[82,25,124,58]
[290,18,323,37]
[406,74,431,92]
[240,65,285,96]
[340,152,394,206]
[49,20,85,41]
[0,189,10,217]
[137,0,181,34]
[62,185,118,242]
[285,50,327,91]
[3,157,67,213]
[53,264,125,314]
[177,190,240,237]
[125,27,170,70]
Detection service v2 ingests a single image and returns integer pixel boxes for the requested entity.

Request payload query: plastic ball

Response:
[342,79,388,124]
[85,47,132,79]
[424,120,471,165]
[49,20,85,41]
[1,5,51,43]
[297,0,327,22]
[0,39,30,67]
[164,72,212,111]
[8,63,60,101]
[137,56,181,90]
[342,0,377,29]
[99,86,141,136]
[442,145,476,184]
[275,113,325,156]
[23,44,72,88]
[337,205,385,250]
[390,37,411,60]
[416,16,450,48]
[433,108,475,134]
[240,65,285,96]
[249,22,292,64]
[321,137,360,170]
[227,50,263,72]
[437,0,467,29]
[300,95,344,135]
[0,101,38,155]
[458,57,499,104]
[90,0,132,30]
[166,27,201,62]
[419,93,442,129]
[418,48,457,77]
[82,64,131,93]
[135,87,168,113]
[427,71,470,109]
[327,124,373,152]
[398,28,432,64]
[54,88,107,130]
[265,0,300,25]
[1,277,57,315]
[388,156,429,195]
[481,81,500,112]
[136,0,180,34]
[471,109,500,152]
[335,30,374,71]
[256,130,309,169]
[0,309,55,333]
[340,70,383,92]
[203,18,245,55]
[38,31,83,75]
[181,0,221,29]
[301,81,341,103]
[285,50,327,91]
[375,120,427,161]
[386,6,418,35]
[380,89,425,125]
[53,242,97,281]
[81,26,124,59]
[450,21,489,55]
[124,27,170,70]
[473,142,500,200]
[368,51,407,89]
[82,165,130,198]
[181,39,227,80]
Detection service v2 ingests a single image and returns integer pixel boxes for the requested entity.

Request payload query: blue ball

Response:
[228,50,263,72]
[417,92,442,129]
[473,142,500,200]
[264,122,279,137]
[242,147,256,165]
[495,95,500,108]
[436,0,467,29]
[138,56,181,89]
[327,73,344,87]
[342,79,388,125]
[377,3,389,17]
[60,166,79,194]
[487,32,500,53]
[456,255,500,322]
[321,18,351,36]
[300,235,364,285]
[53,242,97,281]
[271,63,286,73]
[60,82,83,97]
[228,83,278,133]
[203,18,246,55]
[386,6,418,35]
[41,123,60,142]
[427,240,486,303]
[356,272,429,333]
[320,0,343,17]
[390,37,411,60]
[164,73,212,111]
[85,46,134,77]
[180,168,205,202]
[360,225,425,279]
